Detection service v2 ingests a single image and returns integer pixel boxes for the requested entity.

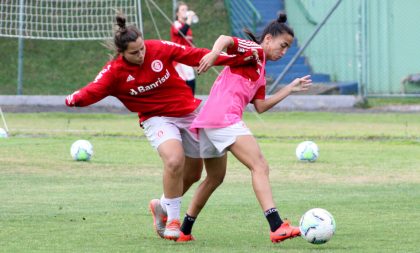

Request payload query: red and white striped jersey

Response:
[228,37,265,81]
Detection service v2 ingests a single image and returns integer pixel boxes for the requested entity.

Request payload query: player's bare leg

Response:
[186,155,227,217]
[178,154,227,242]
[183,156,203,194]
[156,139,185,240]
[229,135,273,210]
[229,135,300,243]
[150,148,202,239]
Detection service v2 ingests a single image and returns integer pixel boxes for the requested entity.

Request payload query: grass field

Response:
[0,111,419,252]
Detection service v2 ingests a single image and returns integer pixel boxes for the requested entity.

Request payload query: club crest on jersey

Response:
[151,60,163,72]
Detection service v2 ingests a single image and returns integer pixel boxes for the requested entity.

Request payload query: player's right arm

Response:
[65,64,115,107]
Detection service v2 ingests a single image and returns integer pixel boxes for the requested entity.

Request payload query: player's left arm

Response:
[197,35,259,73]
[163,39,256,72]
[253,75,312,113]
[196,35,233,73]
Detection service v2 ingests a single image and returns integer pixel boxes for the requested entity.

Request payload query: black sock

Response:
[180,214,196,235]
[264,208,283,232]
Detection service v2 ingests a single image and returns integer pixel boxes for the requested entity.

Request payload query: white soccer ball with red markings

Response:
[70,140,93,161]
[299,208,336,244]
[296,141,319,162]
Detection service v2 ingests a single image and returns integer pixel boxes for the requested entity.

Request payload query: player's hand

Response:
[197,51,219,74]
[290,75,312,92]
[249,49,259,62]
[240,49,259,65]
[65,90,80,106]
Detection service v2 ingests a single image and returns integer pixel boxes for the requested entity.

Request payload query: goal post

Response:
[0,0,143,95]
[0,0,143,40]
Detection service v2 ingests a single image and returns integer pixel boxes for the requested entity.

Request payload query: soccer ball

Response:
[0,128,7,138]
[299,208,336,244]
[296,141,319,162]
[70,140,93,161]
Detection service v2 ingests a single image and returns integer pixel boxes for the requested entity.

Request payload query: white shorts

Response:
[142,111,200,158]
[199,121,252,158]
[174,63,195,81]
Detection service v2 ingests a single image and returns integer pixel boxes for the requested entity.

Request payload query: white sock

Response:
[160,196,182,221]
[160,194,166,212]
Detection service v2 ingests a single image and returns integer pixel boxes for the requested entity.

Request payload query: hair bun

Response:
[277,12,287,23]
[116,15,127,30]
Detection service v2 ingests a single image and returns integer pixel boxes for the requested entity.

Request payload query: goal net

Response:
[0,0,142,40]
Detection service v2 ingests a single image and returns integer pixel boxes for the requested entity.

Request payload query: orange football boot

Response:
[270,220,301,243]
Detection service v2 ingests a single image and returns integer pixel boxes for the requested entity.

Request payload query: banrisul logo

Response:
[129,69,170,95]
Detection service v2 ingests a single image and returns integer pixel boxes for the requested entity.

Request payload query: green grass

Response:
[0,0,229,95]
[1,111,420,252]
[367,97,420,107]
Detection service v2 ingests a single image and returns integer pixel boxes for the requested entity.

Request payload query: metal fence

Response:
[285,0,420,97]
[224,0,261,39]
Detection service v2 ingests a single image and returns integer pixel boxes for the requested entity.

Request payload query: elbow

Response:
[218,34,228,40]
[218,35,233,45]
[254,105,266,114]
[257,108,267,114]
[255,107,263,114]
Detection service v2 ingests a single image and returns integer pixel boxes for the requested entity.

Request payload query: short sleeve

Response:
[252,85,266,102]
[227,37,240,55]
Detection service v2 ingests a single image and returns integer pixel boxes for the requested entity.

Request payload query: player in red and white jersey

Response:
[170,1,198,94]
[65,14,257,241]
[170,1,194,47]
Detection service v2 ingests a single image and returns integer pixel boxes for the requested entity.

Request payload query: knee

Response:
[164,155,184,175]
[185,167,202,185]
[251,158,270,176]
[206,173,225,189]
[191,169,202,183]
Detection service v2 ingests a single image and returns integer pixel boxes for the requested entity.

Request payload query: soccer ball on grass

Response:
[70,140,93,161]
[299,208,336,244]
[296,141,319,162]
[0,128,8,138]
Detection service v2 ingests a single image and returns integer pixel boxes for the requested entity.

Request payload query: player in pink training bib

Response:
[178,13,313,243]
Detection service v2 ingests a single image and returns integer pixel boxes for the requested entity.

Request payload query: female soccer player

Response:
[177,13,312,243]
[65,14,256,241]
[170,1,198,94]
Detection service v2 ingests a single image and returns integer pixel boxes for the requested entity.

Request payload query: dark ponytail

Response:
[244,12,294,44]
[114,13,143,53]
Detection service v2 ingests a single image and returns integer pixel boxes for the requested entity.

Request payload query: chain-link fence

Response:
[285,0,420,97]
